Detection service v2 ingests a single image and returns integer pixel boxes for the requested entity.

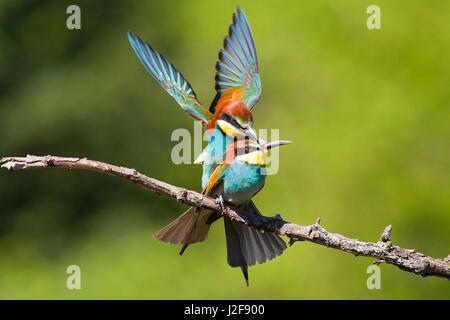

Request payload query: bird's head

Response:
[224,139,292,166]
[216,101,258,143]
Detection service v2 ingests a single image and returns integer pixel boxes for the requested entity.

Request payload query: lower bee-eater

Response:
[154,138,291,285]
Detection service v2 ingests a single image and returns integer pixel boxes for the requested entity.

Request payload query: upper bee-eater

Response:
[128,6,290,284]
[127,5,260,180]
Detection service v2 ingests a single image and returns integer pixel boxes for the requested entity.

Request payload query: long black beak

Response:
[263,140,292,150]
[243,126,259,144]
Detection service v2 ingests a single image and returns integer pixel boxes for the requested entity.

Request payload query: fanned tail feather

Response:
[153,207,220,254]
[223,201,287,286]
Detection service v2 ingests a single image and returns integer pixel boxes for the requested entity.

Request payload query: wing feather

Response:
[128,31,213,123]
[210,6,262,113]
[203,163,229,196]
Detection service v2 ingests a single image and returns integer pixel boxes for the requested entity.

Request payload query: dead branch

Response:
[1,155,449,280]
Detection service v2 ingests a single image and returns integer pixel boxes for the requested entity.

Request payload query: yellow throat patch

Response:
[238,151,266,166]
[216,120,245,138]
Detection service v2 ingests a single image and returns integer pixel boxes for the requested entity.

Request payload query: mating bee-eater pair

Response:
[128,6,291,285]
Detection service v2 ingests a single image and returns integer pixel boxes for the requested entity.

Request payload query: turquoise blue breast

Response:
[220,161,266,205]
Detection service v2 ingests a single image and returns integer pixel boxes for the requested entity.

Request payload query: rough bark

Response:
[1,155,449,280]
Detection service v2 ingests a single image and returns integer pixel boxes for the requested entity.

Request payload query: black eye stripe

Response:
[219,113,244,129]
[232,117,243,129]
[236,145,258,155]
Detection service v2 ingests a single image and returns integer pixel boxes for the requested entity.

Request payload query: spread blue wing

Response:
[211,6,262,112]
[128,31,213,123]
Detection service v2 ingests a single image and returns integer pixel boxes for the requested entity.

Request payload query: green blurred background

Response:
[0,0,449,299]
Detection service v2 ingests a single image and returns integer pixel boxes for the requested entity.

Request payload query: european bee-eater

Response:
[127,6,260,166]
[154,139,290,285]
[128,6,290,285]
